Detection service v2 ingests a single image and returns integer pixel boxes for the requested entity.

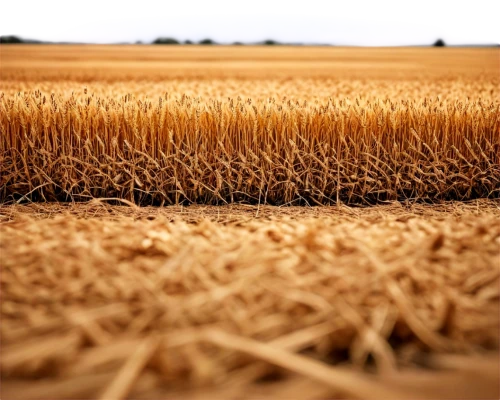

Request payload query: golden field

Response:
[2,45,499,80]
[1,47,499,205]
[1,45,499,399]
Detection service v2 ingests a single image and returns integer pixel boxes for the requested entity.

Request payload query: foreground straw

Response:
[1,202,498,399]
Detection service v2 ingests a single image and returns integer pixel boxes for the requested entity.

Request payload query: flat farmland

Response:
[2,45,499,80]
[0,45,499,399]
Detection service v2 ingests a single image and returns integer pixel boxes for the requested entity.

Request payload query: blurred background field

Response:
[1,45,499,81]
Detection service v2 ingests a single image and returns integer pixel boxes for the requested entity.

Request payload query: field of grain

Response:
[2,47,499,206]
[0,46,499,399]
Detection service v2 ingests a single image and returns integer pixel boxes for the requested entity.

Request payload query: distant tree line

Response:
[0,36,320,46]
[0,32,500,47]
[152,38,218,45]
[151,38,329,46]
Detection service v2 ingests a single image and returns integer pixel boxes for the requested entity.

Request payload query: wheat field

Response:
[1,47,499,205]
[1,46,499,399]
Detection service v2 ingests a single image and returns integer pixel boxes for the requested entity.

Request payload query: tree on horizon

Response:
[433,39,445,47]
[199,38,216,45]
[263,39,279,45]
[152,37,179,45]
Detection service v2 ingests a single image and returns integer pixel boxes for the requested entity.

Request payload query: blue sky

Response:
[46,8,495,45]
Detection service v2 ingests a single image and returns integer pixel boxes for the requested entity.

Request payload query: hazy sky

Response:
[45,8,495,44]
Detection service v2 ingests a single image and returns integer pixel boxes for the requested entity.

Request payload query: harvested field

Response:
[1,201,500,399]
[1,45,499,399]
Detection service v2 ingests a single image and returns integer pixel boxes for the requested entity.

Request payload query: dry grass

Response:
[1,201,499,399]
